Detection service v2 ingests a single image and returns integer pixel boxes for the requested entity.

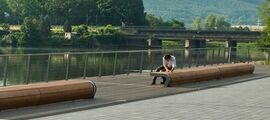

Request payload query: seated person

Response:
[152,54,176,85]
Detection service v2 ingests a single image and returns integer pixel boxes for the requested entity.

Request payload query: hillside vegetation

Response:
[143,0,264,26]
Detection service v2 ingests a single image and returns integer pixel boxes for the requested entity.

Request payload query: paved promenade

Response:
[34,76,270,120]
[0,65,269,119]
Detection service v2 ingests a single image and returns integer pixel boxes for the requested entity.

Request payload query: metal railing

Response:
[0,47,269,87]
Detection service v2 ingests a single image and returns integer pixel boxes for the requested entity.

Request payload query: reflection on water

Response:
[0,47,269,86]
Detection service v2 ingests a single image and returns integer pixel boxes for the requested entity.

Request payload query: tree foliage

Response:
[192,17,201,30]
[205,14,216,30]
[145,14,165,26]
[259,0,270,47]
[96,0,145,25]
[145,14,185,28]
[5,0,145,26]
[0,0,8,23]
[46,0,96,25]
[7,0,47,19]
[204,14,231,30]
[168,19,185,28]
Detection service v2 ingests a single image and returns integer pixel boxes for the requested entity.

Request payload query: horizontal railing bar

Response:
[0,47,268,57]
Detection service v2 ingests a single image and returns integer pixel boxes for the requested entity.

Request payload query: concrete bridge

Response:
[122,26,262,48]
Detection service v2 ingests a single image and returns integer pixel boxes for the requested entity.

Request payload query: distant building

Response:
[232,25,265,31]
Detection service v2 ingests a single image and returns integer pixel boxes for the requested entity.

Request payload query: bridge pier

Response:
[226,40,237,62]
[226,41,237,48]
[184,40,207,65]
[185,40,206,48]
[147,37,162,48]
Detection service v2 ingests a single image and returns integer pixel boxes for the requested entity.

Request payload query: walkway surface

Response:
[0,65,270,119]
[33,76,270,120]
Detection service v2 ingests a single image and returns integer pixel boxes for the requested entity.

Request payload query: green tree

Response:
[46,0,95,25]
[259,0,270,47]
[215,16,231,30]
[192,17,201,30]
[145,14,164,26]
[0,0,8,23]
[204,14,231,30]
[8,0,51,46]
[38,15,51,38]
[7,0,48,19]
[21,17,40,45]
[168,19,185,28]
[96,0,145,25]
[205,14,216,30]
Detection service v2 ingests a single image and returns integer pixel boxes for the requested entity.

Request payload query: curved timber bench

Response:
[150,63,255,87]
[216,64,255,78]
[0,80,97,110]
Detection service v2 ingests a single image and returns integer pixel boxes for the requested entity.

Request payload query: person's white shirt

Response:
[163,55,176,68]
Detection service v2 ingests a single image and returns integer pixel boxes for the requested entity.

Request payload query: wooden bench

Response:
[150,63,255,87]
[0,80,97,110]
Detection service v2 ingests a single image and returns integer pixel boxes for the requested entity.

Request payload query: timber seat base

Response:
[0,80,97,110]
[150,63,255,87]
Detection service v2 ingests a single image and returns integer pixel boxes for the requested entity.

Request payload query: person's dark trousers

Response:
[152,65,166,85]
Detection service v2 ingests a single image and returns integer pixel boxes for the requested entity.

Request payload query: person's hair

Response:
[164,54,171,60]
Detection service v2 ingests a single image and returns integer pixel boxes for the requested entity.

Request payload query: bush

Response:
[96,25,118,34]
[0,30,9,37]
[0,23,10,31]
[0,24,10,37]
[73,25,88,36]
[47,35,69,47]
[1,32,24,46]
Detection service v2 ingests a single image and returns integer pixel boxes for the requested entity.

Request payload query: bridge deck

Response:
[123,27,262,42]
[0,65,269,119]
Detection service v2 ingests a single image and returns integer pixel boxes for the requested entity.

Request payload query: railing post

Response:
[223,48,227,64]
[65,53,70,80]
[98,53,104,78]
[181,49,185,69]
[172,49,176,56]
[247,48,250,63]
[268,48,270,63]
[26,55,31,84]
[127,52,131,75]
[199,48,202,66]
[46,54,51,82]
[211,48,215,65]
[83,54,89,79]
[113,52,118,76]
[150,50,154,72]
[188,48,192,68]
[203,48,207,66]
[228,47,232,63]
[196,49,200,67]
[139,51,144,74]
[218,47,221,64]
[3,56,9,87]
